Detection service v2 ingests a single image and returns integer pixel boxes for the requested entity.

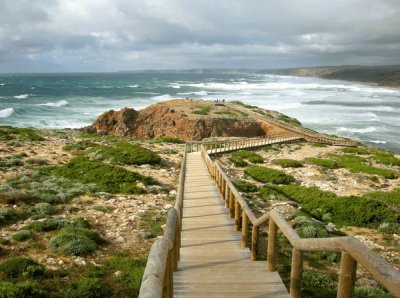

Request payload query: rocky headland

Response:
[261,65,400,87]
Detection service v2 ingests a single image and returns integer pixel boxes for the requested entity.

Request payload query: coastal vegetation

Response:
[0,127,182,297]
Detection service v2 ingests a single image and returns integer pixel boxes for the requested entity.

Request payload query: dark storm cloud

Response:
[0,0,399,72]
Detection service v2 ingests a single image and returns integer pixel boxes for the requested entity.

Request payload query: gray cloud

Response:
[0,0,399,72]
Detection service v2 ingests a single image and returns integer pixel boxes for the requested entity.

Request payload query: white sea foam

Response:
[128,85,139,88]
[13,94,31,99]
[38,100,68,107]
[177,91,208,96]
[369,140,387,144]
[153,94,172,101]
[0,108,14,118]
[0,83,5,86]
[336,127,377,134]
[171,84,181,89]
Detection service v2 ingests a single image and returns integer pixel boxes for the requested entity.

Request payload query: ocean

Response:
[0,72,399,152]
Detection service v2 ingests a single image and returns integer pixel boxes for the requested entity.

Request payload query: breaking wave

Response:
[0,108,14,118]
[38,100,68,107]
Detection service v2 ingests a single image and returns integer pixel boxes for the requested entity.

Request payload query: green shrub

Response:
[40,157,157,194]
[65,141,161,165]
[301,271,336,297]
[50,231,98,256]
[0,257,45,278]
[378,222,400,234]
[304,157,340,169]
[12,230,34,242]
[192,105,212,115]
[245,166,295,184]
[154,137,184,144]
[23,217,90,232]
[25,158,48,166]
[363,188,400,209]
[104,253,146,297]
[263,185,398,227]
[354,286,393,298]
[259,185,286,200]
[342,146,371,155]
[0,281,42,297]
[272,159,303,168]
[229,156,248,167]
[71,277,110,298]
[329,154,397,179]
[231,150,263,163]
[0,157,24,168]
[371,152,400,166]
[92,205,109,213]
[0,126,44,141]
[311,143,328,148]
[232,180,258,193]
[31,202,54,216]
[0,207,29,227]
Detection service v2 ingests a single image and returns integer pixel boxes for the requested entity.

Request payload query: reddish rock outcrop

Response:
[83,100,270,141]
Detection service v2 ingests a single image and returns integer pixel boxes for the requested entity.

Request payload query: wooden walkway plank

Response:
[173,152,289,297]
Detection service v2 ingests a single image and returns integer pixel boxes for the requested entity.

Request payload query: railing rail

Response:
[226,102,359,147]
[139,145,187,298]
[199,142,400,298]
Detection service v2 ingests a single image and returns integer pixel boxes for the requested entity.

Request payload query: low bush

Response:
[378,222,400,234]
[49,227,102,256]
[229,156,248,167]
[31,202,54,217]
[245,166,295,184]
[232,180,258,193]
[341,146,371,155]
[261,185,398,227]
[192,105,212,115]
[0,281,42,297]
[329,154,397,179]
[301,271,336,297]
[0,257,45,278]
[231,150,263,163]
[40,157,157,194]
[272,159,303,168]
[154,137,184,144]
[259,185,286,201]
[23,217,90,232]
[0,207,29,227]
[71,277,110,298]
[304,157,340,169]
[0,126,44,141]
[12,230,34,242]
[65,141,162,165]
[354,286,394,298]
[371,152,400,166]
[363,188,400,209]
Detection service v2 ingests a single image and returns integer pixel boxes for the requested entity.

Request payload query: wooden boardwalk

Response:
[173,152,289,297]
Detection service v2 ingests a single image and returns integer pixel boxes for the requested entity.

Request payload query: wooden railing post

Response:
[267,218,277,271]
[251,225,259,260]
[234,199,241,231]
[228,191,234,218]
[290,249,303,298]
[224,183,229,208]
[241,211,248,248]
[337,252,357,298]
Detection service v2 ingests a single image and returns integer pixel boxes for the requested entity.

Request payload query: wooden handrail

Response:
[200,141,400,298]
[139,145,188,298]
[226,102,359,147]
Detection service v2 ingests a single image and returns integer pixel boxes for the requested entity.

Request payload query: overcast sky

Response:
[0,0,399,73]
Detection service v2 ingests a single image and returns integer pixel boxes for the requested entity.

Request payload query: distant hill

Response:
[259,65,400,87]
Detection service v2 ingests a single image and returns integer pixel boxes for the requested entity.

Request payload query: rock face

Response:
[83,100,270,141]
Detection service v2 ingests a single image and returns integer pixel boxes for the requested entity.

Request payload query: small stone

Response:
[169,190,177,197]
[164,203,173,210]
[113,271,122,277]
[74,257,86,266]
